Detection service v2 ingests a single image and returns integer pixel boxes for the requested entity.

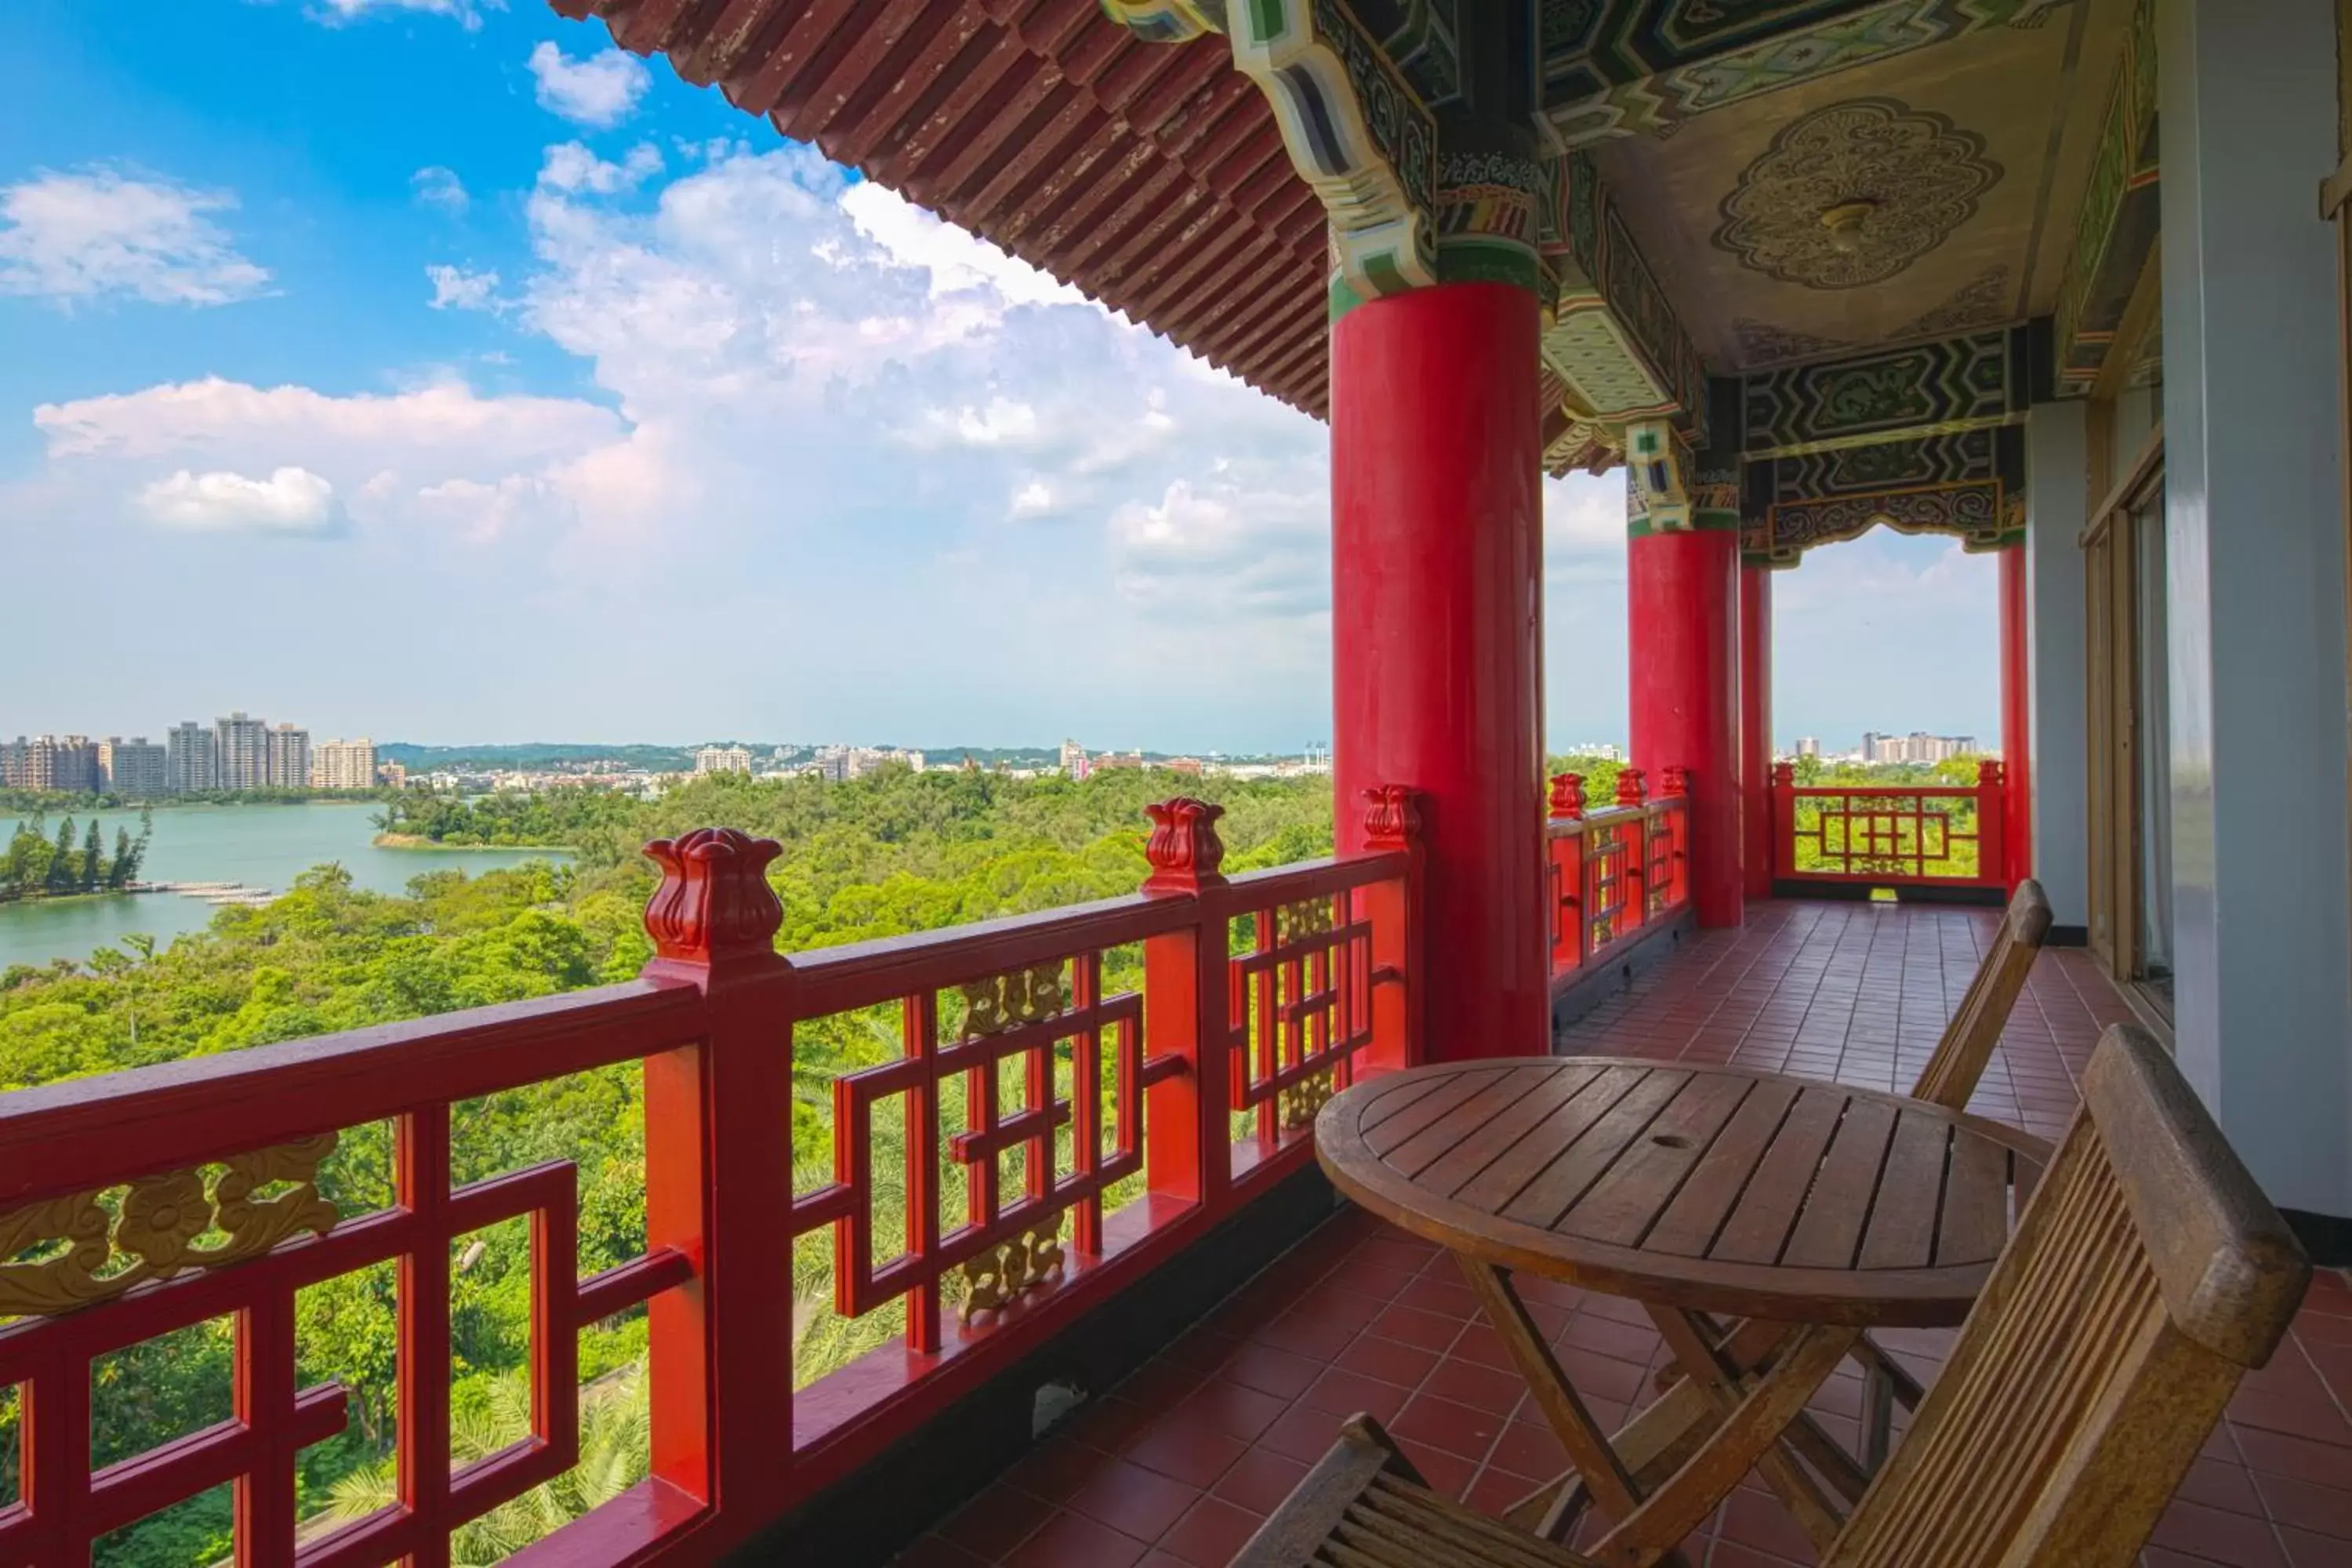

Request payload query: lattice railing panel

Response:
[1229,889,1377,1148]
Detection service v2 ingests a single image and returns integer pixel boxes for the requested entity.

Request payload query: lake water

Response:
[0,804,571,971]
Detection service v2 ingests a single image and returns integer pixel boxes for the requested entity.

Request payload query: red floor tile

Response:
[1152,1496,1268,1567]
[1207,1446,1312,1515]
[934,1483,1051,1560]
[1061,1457,1203,1544]
[1119,1406,1251,1489]
[999,1508,1150,1568]
[1333,1330,1441,1388]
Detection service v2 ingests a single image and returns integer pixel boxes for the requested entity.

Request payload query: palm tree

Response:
[318,1366,648,1565]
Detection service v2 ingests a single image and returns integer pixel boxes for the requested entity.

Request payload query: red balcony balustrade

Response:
[0,794,1422,1566]
[1545,768,1692,988]
[1769,759,2011,898]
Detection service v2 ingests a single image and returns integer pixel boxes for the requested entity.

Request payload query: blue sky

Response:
[0,0,1998,753]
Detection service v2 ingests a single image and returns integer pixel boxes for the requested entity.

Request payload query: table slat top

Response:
[1318,1058,2051,1327]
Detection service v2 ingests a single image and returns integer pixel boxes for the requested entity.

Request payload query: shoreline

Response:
[372,833,577,853]
[0,888,135,911]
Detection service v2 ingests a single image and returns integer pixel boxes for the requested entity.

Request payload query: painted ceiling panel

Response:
[1588,0,2128,372]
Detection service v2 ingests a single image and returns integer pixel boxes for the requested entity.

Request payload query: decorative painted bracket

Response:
[1625,419,1692,534]
[1229,0,1438,303]
[1095,0,1225,45]
[1537,151,1710,471]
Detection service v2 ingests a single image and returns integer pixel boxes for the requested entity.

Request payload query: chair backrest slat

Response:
[1909,879,2053,1110]
[1826,1025,2308,1568]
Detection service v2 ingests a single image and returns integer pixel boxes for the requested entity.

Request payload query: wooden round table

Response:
[1314,1057,2053,1566]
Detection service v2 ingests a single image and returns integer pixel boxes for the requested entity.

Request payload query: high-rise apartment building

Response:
[100,738,169,797]
[24,735,101,794]
[168,722,218,793]
[1059,738,1088,779]
[216,713,270,789]
[267,724,311,789]
[1860,731,1980,764]
[310,739,378,791]
[1795,737,1821,758]
[694,744,753,775]
[0,738,27,789]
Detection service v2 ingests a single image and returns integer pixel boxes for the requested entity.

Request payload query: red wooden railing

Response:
[0,791,1421,1567]
[1769,760,2009,892]
[1545,767,1692,985]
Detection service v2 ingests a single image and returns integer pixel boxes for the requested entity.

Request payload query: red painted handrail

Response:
[1769,760,2009,890]
[0,797,1421,1567]
[1545,771,1692,987]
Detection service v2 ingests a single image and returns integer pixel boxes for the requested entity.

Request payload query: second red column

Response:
[1628,515,1744,930]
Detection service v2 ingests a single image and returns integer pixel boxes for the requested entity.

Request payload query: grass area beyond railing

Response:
[1770,760,2009,893]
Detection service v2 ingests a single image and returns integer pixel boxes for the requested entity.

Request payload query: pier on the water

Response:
[137,880,278,908]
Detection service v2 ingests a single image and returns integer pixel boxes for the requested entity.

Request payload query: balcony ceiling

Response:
[1583,0,2132,376]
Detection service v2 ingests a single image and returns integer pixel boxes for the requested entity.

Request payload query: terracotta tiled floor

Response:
[895,902,2352,1568]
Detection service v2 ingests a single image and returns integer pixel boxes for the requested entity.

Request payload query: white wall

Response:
[2025,401,2090,931]
[2158,0,2352,1217]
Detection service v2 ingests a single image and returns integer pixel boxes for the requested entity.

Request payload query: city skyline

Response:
[1,2,2000,751]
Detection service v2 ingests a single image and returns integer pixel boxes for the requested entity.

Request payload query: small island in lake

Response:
[1,810,151,906]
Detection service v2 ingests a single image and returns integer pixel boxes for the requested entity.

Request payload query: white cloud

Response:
[1010,480,1054,518]
[23,140,1338,739]
[426,263,501,310]
[528,42,651,129]
[135,467,338,533]
[410,166,470,214]
[35,376,619,463]
[1109,477,1328,621]
[536,142,664,195]
[837,182,1083,310]
[309,0,495,28]
[0,169,269,307]
[1543,472,1628,585]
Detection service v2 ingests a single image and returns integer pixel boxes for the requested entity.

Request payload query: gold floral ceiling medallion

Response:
[1714,97,2002,290]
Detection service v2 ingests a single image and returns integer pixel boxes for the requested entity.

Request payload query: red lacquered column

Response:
[1739,563,1773,902]
[1333,281,1548,1061]
[1629,525,1742,927]
[1999,543,2033,892]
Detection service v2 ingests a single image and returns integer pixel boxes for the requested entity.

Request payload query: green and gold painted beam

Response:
[2052,0,2158,395]
[1100,0,1714,473]
[1729,329,2035,566]
[1538,0,2076,149]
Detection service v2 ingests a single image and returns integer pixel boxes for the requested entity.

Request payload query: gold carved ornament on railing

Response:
[1274,895,1336,944]
[959,1214,1067,1323]
[953,960,1075,1323]
[0,1133,339,1318]
[1279,1068,1337,1131]
[1272,896,1338,1127]
[957,960,1072,1040]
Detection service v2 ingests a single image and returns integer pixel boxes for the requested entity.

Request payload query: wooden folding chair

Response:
[1234,1024,2309,1568]
[1658,877,2056,1480]
[1907,876,2053,1112]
